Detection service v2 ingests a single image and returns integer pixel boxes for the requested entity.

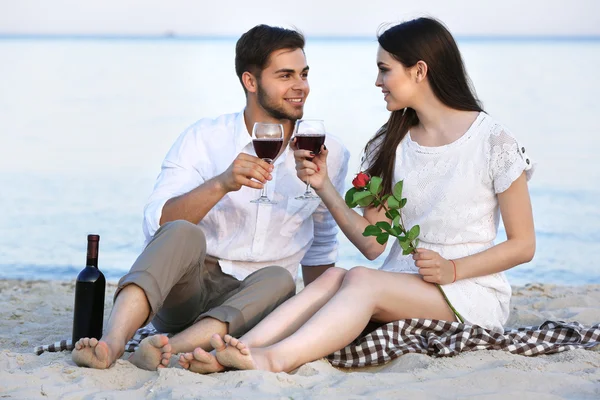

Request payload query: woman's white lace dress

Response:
[376,112,534,331]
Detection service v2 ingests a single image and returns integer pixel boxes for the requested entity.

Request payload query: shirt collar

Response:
[234,109,252,153]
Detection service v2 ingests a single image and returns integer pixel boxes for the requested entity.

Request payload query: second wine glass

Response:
[294,119,326,201]
[250,122,284,205]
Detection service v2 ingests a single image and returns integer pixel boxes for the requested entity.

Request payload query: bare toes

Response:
[192,348,213,363]
[148,335,169,348]
[210,334,226,351]
[235,341,246,351]
[178,354,191,369]
[226,335,239,347]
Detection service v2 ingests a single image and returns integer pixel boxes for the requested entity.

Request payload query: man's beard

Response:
[257,83,303,121]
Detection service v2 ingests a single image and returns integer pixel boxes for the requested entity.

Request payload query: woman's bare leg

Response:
[215,268,456,372]
[238,267,348,347]
[179,267,347,372]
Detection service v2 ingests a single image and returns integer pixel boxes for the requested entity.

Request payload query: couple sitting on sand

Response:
[73,18,535,373]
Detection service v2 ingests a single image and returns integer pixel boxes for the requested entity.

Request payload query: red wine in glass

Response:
[296,135,325,155]
[253,138,284,162]
[250,122,284,205]
[294,119,326,201]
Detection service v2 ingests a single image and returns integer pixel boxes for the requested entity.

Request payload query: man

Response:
[72,24,349,372]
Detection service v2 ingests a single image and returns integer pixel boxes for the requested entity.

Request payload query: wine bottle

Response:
[72,234,106,344]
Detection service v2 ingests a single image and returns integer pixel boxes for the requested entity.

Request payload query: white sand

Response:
[1,280,599,399]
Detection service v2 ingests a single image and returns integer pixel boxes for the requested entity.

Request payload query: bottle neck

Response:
[86,235,99,268]
[86,256,98,268]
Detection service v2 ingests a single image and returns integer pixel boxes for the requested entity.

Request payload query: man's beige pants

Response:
[115,220,296,337]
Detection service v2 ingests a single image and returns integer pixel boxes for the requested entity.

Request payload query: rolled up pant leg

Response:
[198,266,296,338]
[115,220,219,331]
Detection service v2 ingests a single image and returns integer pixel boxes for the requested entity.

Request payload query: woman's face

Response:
[375,46,416,111]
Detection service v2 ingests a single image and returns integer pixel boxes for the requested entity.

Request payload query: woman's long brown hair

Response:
[364,18,484,196]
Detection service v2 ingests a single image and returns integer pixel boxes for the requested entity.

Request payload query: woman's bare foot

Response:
[211,334,275,371]
[129,335,172,370]
[72,337,122,369]
[178,348,225,374]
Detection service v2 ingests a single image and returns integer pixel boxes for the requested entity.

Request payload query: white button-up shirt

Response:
[143,111,350,281]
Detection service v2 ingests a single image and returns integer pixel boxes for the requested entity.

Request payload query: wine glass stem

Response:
[305,177,312,195]
[261,180,268,198]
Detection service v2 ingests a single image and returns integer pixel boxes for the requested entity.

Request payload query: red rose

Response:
[352,172,371,189]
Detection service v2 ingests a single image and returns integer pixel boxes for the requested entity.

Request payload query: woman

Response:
[180,17,535,373]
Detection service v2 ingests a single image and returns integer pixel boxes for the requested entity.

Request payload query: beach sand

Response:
[1,279,599,399]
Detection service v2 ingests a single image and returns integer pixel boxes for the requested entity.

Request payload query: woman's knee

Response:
[311,267,347,288]
[342,266,374,287]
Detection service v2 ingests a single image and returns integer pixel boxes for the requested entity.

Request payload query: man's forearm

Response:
[160,176,229,226]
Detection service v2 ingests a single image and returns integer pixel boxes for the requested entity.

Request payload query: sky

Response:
[1,0,599,37]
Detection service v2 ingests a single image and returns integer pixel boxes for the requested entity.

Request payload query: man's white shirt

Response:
[143,111,350,281]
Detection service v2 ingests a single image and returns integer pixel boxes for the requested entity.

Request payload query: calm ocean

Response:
[0,38,599,285]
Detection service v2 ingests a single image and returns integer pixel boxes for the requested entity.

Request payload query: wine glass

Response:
[294,119,326,201]
[250,122,284,205]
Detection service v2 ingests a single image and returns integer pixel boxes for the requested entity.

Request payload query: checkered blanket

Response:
[35,320,600,367]
[326,319,600,368]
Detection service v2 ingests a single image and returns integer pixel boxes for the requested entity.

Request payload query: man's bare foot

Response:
[211,334,270,371]
[129,335,172,371]
[178,348,225,374]
[72,337,122,369]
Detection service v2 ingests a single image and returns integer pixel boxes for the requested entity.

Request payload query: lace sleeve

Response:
[488,124,535,193]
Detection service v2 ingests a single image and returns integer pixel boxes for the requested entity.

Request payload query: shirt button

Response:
[526,159,530,165]
[521,147,526,153]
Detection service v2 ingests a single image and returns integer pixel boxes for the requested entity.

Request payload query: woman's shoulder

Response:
[476,113,520,142]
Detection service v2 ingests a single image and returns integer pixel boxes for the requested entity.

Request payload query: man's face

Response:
[255,48,310,121]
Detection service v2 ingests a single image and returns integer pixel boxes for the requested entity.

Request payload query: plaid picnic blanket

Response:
[326,319,600,368]
[34,319,600,367]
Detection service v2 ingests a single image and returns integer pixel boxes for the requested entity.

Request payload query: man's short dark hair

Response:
[235,25,305,92]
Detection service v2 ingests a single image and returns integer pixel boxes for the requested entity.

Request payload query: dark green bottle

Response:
[72,234,106,343]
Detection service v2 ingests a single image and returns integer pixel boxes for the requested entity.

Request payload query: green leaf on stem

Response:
[369,176,383,196]
[376,232,389,245]
[388,208,400,220]
[399,238,410,249]
[387,196,400,209]
[357,195,375,207]
[402,246,414,255]
[375,221,392,233]
[353,190,372,203]
[363,225,382,237]
[400,198,407,208]
[393,180,403,201]
[414,238,420,248]
[390,226,402,236]
[345,188,358,208]
[407,225,420,240]
[392,215,401,227]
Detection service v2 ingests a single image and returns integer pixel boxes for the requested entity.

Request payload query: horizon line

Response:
[1,33,600,42]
